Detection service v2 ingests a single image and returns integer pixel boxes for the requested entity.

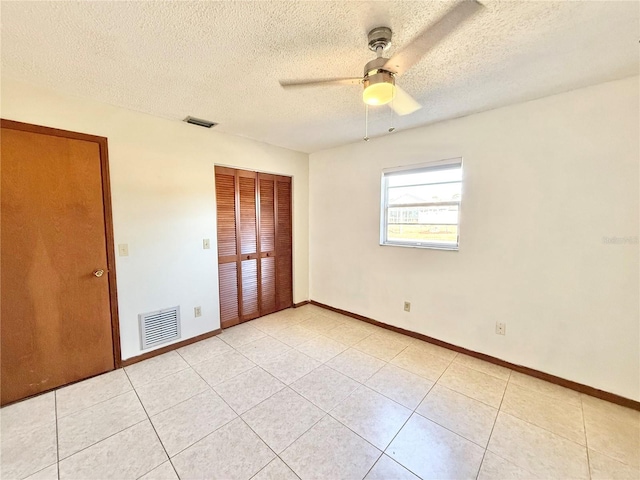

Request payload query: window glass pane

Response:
[386,224,458,245]
[387,166,461,187]
[388,182,461,205]
[387,205,459,225]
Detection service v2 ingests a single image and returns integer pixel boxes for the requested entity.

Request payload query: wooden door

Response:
[0,120,120,406]
[214,167,292,329]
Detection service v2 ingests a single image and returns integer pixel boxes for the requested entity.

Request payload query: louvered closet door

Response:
[215,166,240,328]
[238,170,260,321]
[258,174,277,315]
[275,176,293,310]
[215,167,292,328]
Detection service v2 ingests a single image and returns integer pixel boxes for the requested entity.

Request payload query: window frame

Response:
[379,158,463,251]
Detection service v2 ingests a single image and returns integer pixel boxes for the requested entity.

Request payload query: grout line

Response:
[122,368,183,480]
[475,370,511,480]
[581,395,593,480]
[54,391,60,479]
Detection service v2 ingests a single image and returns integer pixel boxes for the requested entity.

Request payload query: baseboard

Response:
[310,300,640,411]
[121,329,222,367]
[293,300,310,308]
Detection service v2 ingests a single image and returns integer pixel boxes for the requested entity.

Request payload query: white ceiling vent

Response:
[139,306,181,350]
[184,116,218,128]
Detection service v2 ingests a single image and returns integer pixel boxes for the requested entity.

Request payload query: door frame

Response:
[1,119,122,369]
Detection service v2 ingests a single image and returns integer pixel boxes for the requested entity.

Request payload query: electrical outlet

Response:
[118,244,129,256]
[203,239,210,249]
[404,301,411,312]
[194,306,202,317]
[495,322,506,335]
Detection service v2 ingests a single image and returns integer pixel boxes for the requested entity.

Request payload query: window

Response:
[380,159,462,250]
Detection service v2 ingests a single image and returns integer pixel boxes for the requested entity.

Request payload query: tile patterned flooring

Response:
[1,304,638,480]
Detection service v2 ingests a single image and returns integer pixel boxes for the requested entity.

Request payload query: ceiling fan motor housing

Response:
[367,26,392,52]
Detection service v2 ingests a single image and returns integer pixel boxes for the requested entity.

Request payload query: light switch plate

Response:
[118,244,129,256]
[203,239,210,249]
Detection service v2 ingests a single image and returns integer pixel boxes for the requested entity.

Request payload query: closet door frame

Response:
[214,166,293,328]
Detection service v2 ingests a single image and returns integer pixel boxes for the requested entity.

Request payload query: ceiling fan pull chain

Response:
[389,97,396,133]
[364,104,370,142]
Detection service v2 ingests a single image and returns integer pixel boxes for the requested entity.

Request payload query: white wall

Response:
[309,76,640,401]
[1,78,309,360]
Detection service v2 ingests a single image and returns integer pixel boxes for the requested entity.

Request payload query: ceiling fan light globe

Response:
[363,82,396,106]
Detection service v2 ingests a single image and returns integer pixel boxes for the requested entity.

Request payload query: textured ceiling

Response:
[1,1,638,153]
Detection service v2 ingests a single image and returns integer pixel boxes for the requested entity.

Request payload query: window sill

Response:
[380,242,459,251]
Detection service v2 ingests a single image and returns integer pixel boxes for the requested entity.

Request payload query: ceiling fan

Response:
[279,0,484,117]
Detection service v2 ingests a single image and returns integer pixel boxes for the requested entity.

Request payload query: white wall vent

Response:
[139,306,181,350]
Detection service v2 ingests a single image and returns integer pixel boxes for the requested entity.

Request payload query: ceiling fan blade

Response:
[390,86,422,116]
[279,78,362,88]
[383,0,483,76]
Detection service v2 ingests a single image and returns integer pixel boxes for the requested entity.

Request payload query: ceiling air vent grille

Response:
[184,116,218,128]
[139,306,181,350]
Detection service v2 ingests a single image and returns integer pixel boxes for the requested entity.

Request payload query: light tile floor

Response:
[1,304,639,480]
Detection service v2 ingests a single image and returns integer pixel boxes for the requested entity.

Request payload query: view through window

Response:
[381,160,462,250]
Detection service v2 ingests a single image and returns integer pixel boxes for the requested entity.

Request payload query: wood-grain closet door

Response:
[258,174,277,315]
[215,167,292,328]
[237,170,260,321]
[275,176,293,310]
[215,166,241,328]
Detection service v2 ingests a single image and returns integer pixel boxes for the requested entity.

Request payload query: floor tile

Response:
[298,315,344,335]
[237,335,292,366]
[281,416,381,480]
[477,451,538,479]
[58,420,167,480]
[509,371,581,406]
[150,389,237,456]
[372,328,414,347]
[331,386,411,450]
[252,458,300,480]
[323,322,373,346]
[582,394,640,426]
[390,345,451,381]
[416,384,498,447]
[135,367,209,416]
[176,336,232,366]
[364,454,420,480]
[501,383,585,444]
[138,461,179,480]
[487,412,589,479]
[213,367,285,414]
[250,312,305,335]
[408,339,457,361]
[295,335,347,362]
[24,463,59,480]
[353,334,408,362]
[366,364,434,410]
[192,350,255,386]
[171,418,274,480]
[583,398,640,467]
[56,369,132,418]
[260,350,321,385]
[290,365,360,412]
[1,391,55,432]
[218,323,267,348]
[453,354,511,380]
[1,421,57,480]
[270,324,320,347]
[438,363,507,408]
[589,449,640,480]
[326,348,385,383]
[387,413,485,480]
[124,351,189,389]
[58,390,146,459]
[242,388,325,453]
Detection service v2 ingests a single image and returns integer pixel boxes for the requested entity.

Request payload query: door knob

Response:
[93,269,105,277]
